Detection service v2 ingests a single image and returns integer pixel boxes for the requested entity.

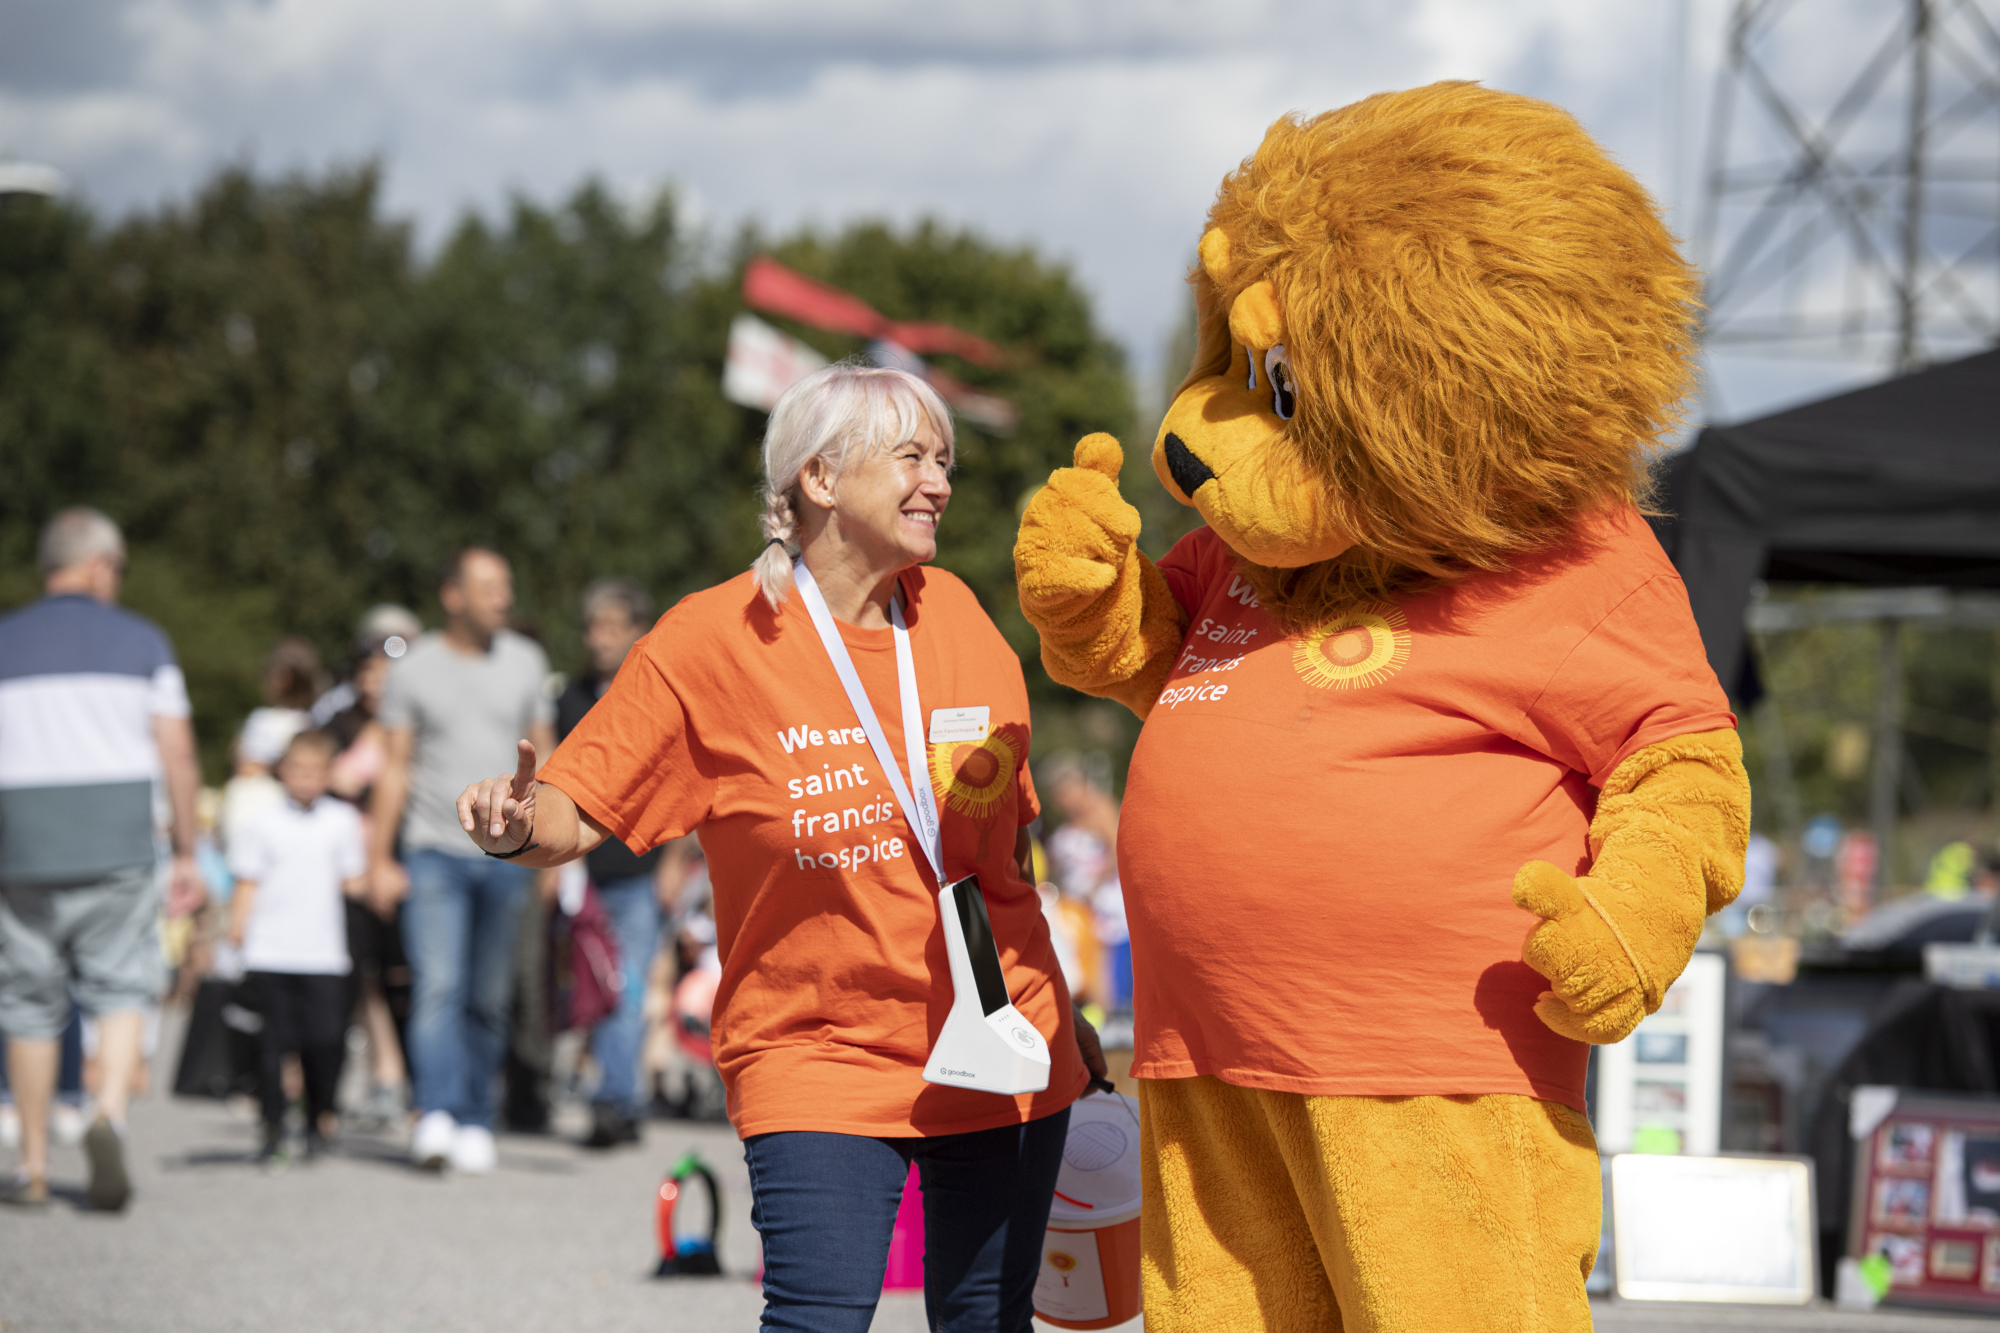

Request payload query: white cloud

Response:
[0,0,1958,418]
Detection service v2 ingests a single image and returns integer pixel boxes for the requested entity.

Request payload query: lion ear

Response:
[1228,280,1286,351]
[1198,228,1234,282]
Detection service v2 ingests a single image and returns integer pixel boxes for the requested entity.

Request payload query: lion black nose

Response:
[1162,433,1215,496]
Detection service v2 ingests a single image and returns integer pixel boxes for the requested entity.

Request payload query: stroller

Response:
[655,891,727,1122]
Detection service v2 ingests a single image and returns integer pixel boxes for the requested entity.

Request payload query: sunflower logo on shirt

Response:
[1291,604,1411,690]
[929,729,1021,861]
[930,731,1019,817]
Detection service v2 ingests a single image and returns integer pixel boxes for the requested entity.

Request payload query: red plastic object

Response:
[883,1163,925,1290]
[655,1159,723,1277]
[656,1177,680,1259]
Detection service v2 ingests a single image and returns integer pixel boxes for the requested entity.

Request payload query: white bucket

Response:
[1035,1092,1143,1329]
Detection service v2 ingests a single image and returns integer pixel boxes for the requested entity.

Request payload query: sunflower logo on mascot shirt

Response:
[1291,603,1412,690]
[929,729,1020,862]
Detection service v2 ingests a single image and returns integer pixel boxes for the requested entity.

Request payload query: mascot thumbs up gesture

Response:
[1016,83,1750,1333]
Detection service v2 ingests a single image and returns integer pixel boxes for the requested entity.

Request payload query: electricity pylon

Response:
[1698,0,2000,373]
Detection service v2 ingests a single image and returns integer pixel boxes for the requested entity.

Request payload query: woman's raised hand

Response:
[458,739,540,855]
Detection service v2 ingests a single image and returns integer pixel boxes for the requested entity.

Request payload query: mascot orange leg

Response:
[1140,1081,1599,1333]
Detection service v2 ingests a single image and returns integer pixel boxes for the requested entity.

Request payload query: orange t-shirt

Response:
[539,567,1085,1137]
[1119,507,1736,1110]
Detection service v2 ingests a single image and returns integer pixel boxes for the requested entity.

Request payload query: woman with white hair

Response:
[456,364,1098,1331]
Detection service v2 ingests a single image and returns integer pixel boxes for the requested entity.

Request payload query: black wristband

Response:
[483,800,536,860]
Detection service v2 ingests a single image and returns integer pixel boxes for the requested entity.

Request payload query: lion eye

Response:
[1264,345,1295,420]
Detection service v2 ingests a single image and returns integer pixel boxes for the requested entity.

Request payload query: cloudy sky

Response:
[2,0,1973,422]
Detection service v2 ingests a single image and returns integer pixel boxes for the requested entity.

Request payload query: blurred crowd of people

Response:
[0,510,726,1206]
[1710,820,2000,946]
[1036,753,1132,1022]
[0,506,1131,1208]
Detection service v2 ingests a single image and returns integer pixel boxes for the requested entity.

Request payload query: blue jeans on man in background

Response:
[589,875,663,1118]
[743,1108,1070,1333]
[402,850,530,1129]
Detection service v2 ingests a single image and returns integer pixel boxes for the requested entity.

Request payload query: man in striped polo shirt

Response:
[0,508,203,1210]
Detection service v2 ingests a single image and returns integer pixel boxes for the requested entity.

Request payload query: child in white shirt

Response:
[226,730,366,1164]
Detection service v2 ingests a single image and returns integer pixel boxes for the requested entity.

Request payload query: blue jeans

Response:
[744,1108,1071,1333]
[402,850,530,1129]
[589,875,662,1116]
[1107,941,1133,1010]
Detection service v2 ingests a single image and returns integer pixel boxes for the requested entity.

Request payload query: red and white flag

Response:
[743,257,1003,366]
[722,313,829,411]
[731,258,1019,432]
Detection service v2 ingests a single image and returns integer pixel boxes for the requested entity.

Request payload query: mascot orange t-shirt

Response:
[1118,507,1734,1110]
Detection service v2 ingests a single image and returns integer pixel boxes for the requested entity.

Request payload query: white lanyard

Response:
[792,560,945,885]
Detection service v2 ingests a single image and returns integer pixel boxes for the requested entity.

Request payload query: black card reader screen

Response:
[950,875,1011,1016]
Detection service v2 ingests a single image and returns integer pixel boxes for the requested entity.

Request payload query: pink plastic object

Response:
[883,1163,925,1290]
[671,968,719,1063]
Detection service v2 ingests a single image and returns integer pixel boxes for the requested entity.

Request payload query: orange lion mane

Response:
[1185,81,1698,629]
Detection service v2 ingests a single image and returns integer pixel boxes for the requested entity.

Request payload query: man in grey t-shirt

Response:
[370,548,553,1173]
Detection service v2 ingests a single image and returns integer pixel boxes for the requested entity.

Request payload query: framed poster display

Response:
[1847,1091,2000,1313]
[1595,951,1727,1156]
[1610,1152,1816,1304]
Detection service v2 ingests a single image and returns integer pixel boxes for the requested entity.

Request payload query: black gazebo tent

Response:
[1652,349,2000,1296]
[1651,348,2000,699]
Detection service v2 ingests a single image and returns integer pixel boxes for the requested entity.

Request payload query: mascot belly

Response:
[1015,83,1751,1333]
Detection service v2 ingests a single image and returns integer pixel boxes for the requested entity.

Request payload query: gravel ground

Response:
[0,1042,1989,1332]
[1594,1304,1997,1331]
[0,1086,818,1333]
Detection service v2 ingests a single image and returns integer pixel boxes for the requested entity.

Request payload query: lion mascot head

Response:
[1154,81,1697,629]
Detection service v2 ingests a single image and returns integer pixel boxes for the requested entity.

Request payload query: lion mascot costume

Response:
[1015,83,1752,1331]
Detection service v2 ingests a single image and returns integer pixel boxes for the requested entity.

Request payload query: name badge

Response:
[928,706,990,745]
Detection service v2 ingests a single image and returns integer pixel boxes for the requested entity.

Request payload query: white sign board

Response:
[1611,1153,1816,1304]
[1595,950,1727,1156]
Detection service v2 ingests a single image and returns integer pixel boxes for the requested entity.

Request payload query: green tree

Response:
[0,193,118,592]
[1744,611,2000,886]
[0,166,1145,779]
[16,166,421,774]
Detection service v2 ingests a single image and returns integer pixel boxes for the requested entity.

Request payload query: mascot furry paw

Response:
[1016,83,1751,1332]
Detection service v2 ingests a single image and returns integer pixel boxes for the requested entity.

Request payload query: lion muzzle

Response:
[1152,343,1352,569]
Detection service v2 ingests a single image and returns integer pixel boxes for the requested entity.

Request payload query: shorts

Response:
[344,896,406,983]
[0,865,165,1039]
